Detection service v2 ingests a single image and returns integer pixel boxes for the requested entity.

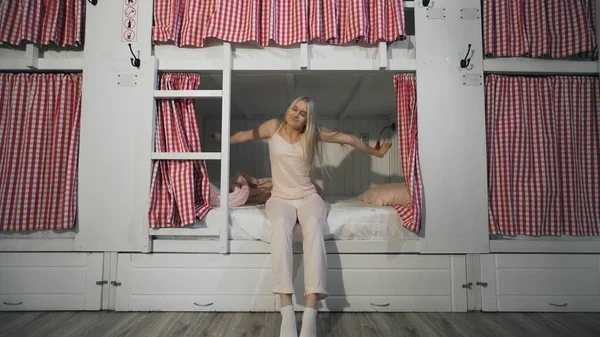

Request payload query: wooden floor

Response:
[0,311,599,337]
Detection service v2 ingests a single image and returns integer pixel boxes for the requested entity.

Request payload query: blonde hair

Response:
[284,96,325,171]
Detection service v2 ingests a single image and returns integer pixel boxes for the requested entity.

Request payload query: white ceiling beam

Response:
[338,77,366,119]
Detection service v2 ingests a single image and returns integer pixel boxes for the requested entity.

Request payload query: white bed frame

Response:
[1,0,600,313]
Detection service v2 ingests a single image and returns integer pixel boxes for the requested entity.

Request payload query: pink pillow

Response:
[209,175,250,208]
[357,184,411,206]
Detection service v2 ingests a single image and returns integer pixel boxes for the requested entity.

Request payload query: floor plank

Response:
[0,312,599,337]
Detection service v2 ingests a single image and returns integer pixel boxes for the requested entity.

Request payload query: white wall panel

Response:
[415,0,489,253]
[202,118,403,198]
[76,0,154,251]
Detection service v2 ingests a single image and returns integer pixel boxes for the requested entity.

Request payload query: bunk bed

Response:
[476,0,600,313]
[147,0,423,255]
[111,0,476,313]
[0,0,107,313]
[1,0,599,314]
[0,0,87,252]
[118,0,600,313]
[481,0,600,255]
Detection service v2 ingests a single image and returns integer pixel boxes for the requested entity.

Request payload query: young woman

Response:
[219,97,392,337]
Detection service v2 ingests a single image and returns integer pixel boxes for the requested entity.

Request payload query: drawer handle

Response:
[370,302,390,307]
[194,302,214,307]
[3,301,23,306]
[548,302,568,308]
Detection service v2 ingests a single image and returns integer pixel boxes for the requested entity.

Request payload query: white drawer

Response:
[116,253,467,312]
[289,254,466,312]
[128,295,275,312]
[116,253,276,311]
[0,295,86,311]
[481,254,600,312]
[288,295,453,312]
[0,252,104,311]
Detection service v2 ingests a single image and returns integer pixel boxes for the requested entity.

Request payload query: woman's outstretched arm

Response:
[319,126,392,158]
[215,119,281,144]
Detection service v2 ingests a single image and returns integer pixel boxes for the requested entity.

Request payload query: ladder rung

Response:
[154,90,223,98]
[151,227,219,237]
[152,152,221,160]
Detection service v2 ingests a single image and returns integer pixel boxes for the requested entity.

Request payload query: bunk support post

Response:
[300,43,309,70]
[219,42,233,254]
[25,44,39,69]
[378,42,388,70]
[140,56,159,253]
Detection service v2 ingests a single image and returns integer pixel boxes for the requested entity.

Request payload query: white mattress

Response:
[193,197,419,242]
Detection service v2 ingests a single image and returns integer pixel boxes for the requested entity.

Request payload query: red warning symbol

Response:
[124,19,136,29]
[124,6,136,18]
[123,30,136,42]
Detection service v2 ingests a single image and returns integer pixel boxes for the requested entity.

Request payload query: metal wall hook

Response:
[128,43,141,69]
[88,0,97,5]
[460,44,472,69]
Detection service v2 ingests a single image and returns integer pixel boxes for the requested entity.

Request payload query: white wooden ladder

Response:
[150,43,232,254]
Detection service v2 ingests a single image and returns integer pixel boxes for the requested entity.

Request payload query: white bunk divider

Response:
[151,227,219,237]
[153,90,223,98]
[0,57,84,72]
[219,42,233,254]
[483,58,598,75]
[155,42,417,72]
[151,152,221,160]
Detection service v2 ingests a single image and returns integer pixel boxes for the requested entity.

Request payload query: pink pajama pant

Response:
[265,193,328,300]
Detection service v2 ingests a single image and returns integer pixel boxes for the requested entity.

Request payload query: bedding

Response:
[191,196,419,242]
[357,183,411,206]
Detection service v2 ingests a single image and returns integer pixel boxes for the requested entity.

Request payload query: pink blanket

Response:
[209,174,250,208]
[209,172,325,207]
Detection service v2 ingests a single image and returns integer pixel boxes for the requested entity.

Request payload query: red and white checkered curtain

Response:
[207,0,308,46]
[153,0,308,47]
[393,74,422,233]
[148,73,211,228]
[0,0,86,47]
[0,73,82,231]
[153,0,219,47]
[308,0,406,45]
[484,0,597,59]
[153,0,406,47]
[486,75,600,236]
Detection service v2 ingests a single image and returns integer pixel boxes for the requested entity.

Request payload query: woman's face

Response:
[285,100,308,130]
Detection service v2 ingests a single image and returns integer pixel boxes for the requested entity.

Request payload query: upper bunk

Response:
[0,0,86,72]
[153,0,599,75]
[1,0,597,75]
[153,0,417,72]
[482,0,599,75]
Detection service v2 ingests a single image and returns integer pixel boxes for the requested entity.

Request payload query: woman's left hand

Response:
[377,141,393,157]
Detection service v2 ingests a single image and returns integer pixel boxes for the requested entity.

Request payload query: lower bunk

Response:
[114,253,468,312]
[150,196,421,253]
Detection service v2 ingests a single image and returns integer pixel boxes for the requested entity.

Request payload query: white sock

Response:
[299,307,317,337]
[279,305,298,337]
